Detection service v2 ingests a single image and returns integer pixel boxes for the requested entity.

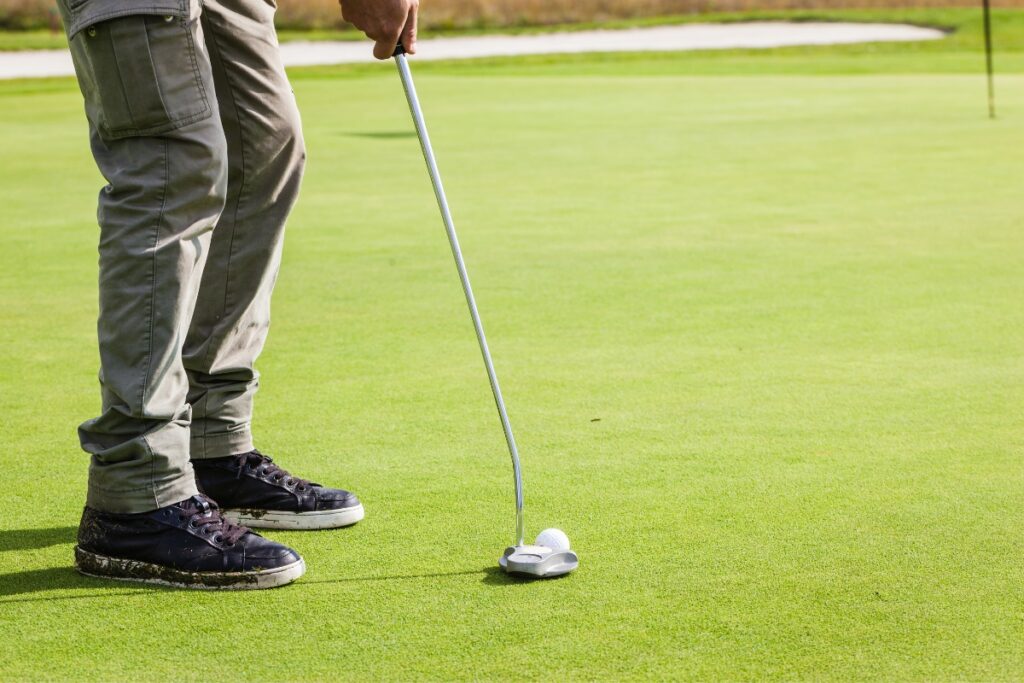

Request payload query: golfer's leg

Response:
[63,0,230,512]
[183,0,306,459]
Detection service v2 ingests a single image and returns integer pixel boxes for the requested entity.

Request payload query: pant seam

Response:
[194,14,248,452]
[183,10,212,121]
[190,430,250,441]
[199,15,249,370]
[189,428,252,459]
[88,483,171,493]
[88,473,197,493]
[138,138,170,414]
[141,431,160,508]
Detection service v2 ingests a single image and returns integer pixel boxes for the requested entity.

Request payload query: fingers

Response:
[373,35,398,60]
[344,0,416,60]
[373,11,405,60]
[400,2,418,54]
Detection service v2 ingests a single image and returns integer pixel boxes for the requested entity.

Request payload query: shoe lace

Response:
[179,495,249,545]
[233,450,312,491]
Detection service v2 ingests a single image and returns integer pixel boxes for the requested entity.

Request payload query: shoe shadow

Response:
[0,526,77,553]
[0,526,162,603]
[0,566,162,604]
[0,527,561,600]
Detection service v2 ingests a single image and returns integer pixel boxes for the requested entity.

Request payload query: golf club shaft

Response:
[983,0,996,118]
[394,50,526,547]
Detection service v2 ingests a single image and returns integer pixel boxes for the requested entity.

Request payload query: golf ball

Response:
[535,528,571,551]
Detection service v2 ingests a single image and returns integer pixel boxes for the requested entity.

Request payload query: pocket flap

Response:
[65,0,190,40]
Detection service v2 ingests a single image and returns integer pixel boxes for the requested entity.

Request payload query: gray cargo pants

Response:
[58,0,305,513]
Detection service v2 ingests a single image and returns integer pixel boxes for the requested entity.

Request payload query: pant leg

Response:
[61,0,230,512]
[183,0,306,459]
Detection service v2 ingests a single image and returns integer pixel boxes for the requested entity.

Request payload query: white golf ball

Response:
[535,528,571,551]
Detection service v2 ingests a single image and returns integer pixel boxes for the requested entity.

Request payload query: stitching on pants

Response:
[141,432,159,508]
[89,482,171,493]
[201,14,248,370]
[138,138,170,414]
[191,430,249,443]
[194,12,249,453]
[68,4,189,39]
[102,108,212,141]
[182,14,212,121]
[82,11,212,140]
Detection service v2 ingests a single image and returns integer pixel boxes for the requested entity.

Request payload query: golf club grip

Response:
[393,40,405,57]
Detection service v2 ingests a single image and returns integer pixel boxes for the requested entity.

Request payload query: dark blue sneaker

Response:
[193,450,364,530]
[74,494,305,590]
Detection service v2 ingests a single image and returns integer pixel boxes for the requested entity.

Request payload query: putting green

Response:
[0,58,1022,680]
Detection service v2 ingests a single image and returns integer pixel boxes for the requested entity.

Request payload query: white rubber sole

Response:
[74,546,306,590]
[222,503,365,530]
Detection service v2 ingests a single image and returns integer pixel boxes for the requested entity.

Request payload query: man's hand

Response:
[339,0,418,60]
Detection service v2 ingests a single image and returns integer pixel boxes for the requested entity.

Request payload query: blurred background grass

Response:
[4,0,1024,32]
[4,0,1024,60]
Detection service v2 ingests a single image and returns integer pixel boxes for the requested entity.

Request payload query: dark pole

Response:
[983,0,996,118]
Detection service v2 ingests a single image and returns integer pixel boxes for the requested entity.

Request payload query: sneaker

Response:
[193,450,365,530]
[74,494,305,590]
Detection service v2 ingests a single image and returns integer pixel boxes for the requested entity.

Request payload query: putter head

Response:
[499,545,579,578]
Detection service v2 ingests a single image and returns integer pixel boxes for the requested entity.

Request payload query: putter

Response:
[393,42,578,579]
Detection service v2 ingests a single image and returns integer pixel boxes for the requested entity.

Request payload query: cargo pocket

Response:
[65,0,211,140]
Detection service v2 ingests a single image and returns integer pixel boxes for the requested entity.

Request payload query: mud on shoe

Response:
[193,450,365,530]
[74,495,305,590]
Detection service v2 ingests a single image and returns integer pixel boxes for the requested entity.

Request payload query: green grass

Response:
[0,28,66,50]
[1,39,1023,682]
[7,6,1024,69]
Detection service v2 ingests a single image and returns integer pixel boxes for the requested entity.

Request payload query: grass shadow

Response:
[481,565,528,585]
[0,565,564,604]
[480,565,574,585]
[0,526,76,553]
[305,566,571,587]
[0,526,166,603]
[0,526,557,602]
[303,565,560,587]
[0,566,162,604]
[302,568,486,586]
